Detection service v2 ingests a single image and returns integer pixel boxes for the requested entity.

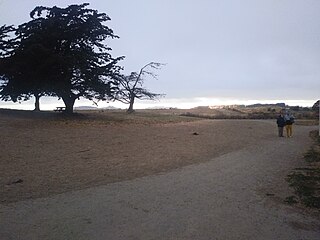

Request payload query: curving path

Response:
[0,123,319,240]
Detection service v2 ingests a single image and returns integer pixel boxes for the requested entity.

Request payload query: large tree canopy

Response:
[0,3,124,113]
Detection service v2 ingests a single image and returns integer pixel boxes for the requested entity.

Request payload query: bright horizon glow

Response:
[0,97,316,111]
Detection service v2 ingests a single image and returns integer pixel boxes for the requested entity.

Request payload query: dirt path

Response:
[0,123,319,239]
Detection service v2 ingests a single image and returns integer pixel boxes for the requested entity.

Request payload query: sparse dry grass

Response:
[286,130,320,209]
[0,108,277,203]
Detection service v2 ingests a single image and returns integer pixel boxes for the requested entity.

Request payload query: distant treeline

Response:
[181,109,316,120]
[245,103,286,108]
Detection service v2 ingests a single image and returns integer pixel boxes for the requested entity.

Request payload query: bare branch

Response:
[114,62,165,112]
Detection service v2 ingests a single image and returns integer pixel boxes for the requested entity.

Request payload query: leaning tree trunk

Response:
[34,93,41,112]
[61,94,76,114]
[127,96,135,113]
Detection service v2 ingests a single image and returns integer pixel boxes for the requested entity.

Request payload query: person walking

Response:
[276,112,285,137]
[284,110,294,137]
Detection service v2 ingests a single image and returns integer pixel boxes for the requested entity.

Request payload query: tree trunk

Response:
[34,93,40,112]
[62,95,76,114]
[127,96,135,113]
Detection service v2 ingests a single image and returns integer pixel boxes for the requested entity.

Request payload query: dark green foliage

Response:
[0,3,124,113]
[0,35,54,108]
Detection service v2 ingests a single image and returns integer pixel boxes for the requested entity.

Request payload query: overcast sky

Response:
[0,0,319,108]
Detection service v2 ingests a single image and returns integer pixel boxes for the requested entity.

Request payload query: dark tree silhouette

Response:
[0,38,55,111]
[312,100,319,112]
[0,25,16,56]
[0,25,30,107]
[0,3,123,113]
[115,62,165,113]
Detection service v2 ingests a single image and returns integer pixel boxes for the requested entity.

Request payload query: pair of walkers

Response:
[276,111,294,137]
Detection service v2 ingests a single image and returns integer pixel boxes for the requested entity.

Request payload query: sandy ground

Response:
[1,111,276,203]
[0,115,319,239]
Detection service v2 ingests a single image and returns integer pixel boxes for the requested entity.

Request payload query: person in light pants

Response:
[284,111,294,137]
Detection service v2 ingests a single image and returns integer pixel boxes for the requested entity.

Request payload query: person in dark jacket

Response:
[276,113,285,137]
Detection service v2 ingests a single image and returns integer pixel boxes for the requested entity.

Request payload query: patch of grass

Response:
[304,148,320,163]
[309,130,320,145]
[301,196,320,208]
[286,171,320,208]
[287,172,318,196]
[294,167,316,171]
[285,131,320,209]
[74,110,199,125]
[284,196,298,205]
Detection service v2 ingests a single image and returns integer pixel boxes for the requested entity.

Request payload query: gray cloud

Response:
[0,0,319,107]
